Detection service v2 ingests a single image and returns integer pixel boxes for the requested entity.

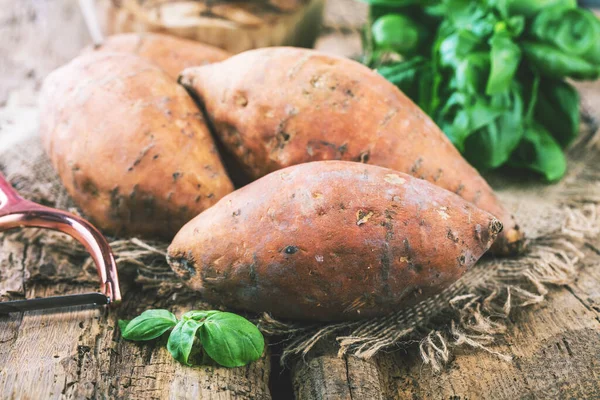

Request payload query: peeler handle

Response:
[0,172,121,304]
[0,172,22,208]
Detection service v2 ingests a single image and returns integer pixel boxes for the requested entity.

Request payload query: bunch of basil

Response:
[119,309,264,368]
[364,0,600,181]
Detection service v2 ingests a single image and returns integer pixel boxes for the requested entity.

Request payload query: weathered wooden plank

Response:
[0,233,272,400]
[292,341,384,400]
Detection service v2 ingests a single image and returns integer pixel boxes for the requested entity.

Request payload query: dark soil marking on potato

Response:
[81,179,99,197]
[142,196,156,217]
[447,229,459,243]
[128,143,155,172]
[410,157,423,174]
[357,151,370,163]
[172,256,196,280]
[248,259,258,286]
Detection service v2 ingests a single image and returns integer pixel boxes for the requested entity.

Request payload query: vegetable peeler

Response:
[0,172,121,314]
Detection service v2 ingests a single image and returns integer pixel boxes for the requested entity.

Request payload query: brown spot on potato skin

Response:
[167,161,501,321]
[39,52,234,239]
[81,179,99,197]
[180,47,524,255]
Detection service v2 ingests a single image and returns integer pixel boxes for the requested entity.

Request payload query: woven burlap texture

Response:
[1,106,598,370]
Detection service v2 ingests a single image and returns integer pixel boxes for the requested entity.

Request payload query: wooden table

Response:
[1,1,600,399]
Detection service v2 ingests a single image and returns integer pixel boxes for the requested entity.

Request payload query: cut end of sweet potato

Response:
[490,225,527,256]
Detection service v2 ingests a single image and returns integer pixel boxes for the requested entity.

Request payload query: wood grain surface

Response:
[1,1,600,399]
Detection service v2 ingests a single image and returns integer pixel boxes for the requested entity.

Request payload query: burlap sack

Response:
[1,104,598,370]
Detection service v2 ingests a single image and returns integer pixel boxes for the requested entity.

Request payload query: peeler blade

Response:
[0,293,110,315]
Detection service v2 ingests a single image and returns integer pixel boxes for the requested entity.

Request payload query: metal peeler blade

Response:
[0,293,110,315]
[0,171,121,314]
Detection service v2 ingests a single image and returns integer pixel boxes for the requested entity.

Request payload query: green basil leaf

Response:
[359,0,435,5]
[486,33,521,95]
[455,52,490,94]
[506,15,525,36]
[506,0,576,18]
[167,319,203,365]
[182,310,220,321]
[118,320,130,333]
[530,7,599,57]
[522,41,600,80]
[535,80,580,148]
[462,85,525,169]
[510,123,567,181]
[121,310,177,341]
[377,57,433,108]
[439,31,480,68]
[199,312,265,368]
[372,14,423,55]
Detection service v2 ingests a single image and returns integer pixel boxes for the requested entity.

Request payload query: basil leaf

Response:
[199,312,265,368]
[439,31,480,68]
[182,310,220,321]
[506,15,525,36]
[535,80,580,148]
[377,57,434,111]
[359,0,434,5]
[486,33,521,95]
[510,123,567,181]
[118,319,130,333]
[506,0,576,18]
[530,7,599,57]
[455,52,490,95]
[121,310,177,341]
[167,319,203,365]
[463,85,525,169]
[372,14,424,55]
[522,41,599,80]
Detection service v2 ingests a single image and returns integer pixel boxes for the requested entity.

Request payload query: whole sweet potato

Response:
[40,52,234,239]
[167,161,502,321]
[179,47,523,255]
[83,33,230,79]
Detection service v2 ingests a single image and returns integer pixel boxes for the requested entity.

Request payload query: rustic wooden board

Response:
[0,233,272,400]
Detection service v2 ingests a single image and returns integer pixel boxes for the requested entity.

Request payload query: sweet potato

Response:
[40,52,234,239]
[83,33,230,79]
[167,161,502,321]
[179,47,524,255]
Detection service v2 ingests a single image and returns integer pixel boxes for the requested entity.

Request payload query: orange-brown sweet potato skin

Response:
[167,161,501,321]
[179,47,523,255]
[40,52,234,239]
[83,33,230,79]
